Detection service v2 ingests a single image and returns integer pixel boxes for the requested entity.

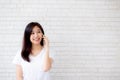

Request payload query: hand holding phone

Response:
[42,35,49,50]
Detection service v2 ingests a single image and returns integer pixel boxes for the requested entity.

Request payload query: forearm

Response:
[16,77,23,80]
[43,49,52,72]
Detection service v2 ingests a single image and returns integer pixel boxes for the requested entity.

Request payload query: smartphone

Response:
[41,35,44,46]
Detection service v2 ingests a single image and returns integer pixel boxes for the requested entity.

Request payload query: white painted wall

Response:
[0,0,120,80]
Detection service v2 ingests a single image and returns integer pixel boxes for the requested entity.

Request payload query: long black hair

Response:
[21,22,45,62]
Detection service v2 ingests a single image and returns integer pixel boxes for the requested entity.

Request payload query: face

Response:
[30,26,43,45]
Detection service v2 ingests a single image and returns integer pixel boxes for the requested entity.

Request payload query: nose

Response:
[34,33,38,37]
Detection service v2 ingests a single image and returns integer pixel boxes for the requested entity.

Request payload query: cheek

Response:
[30,36,33,41]
[39,34,43,38]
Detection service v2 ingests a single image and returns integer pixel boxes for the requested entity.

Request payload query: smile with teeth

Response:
[33,38,40,41]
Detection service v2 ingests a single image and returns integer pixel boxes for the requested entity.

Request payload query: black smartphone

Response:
[41,35,44,46]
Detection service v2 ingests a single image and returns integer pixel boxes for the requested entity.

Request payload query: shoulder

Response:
[49,47,56,59]
[12,49,23,65]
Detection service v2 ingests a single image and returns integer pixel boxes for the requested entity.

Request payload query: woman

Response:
[12,22,55,80]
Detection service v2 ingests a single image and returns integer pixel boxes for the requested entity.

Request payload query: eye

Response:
[31,32,35,34]
[38,30,41,33]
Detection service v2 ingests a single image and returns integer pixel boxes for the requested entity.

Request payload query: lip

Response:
[33,38,40,41]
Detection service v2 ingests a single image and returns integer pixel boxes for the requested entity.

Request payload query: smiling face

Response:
[30,26,43,45]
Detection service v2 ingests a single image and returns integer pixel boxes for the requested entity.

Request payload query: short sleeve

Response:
[12,50,22,65]
[49,49,55,63]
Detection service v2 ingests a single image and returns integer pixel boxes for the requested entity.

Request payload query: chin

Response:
[33,42,41,45]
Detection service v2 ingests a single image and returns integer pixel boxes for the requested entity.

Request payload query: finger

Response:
[42,35,46,38]
[42,35,45,39]
[43,36,48,39]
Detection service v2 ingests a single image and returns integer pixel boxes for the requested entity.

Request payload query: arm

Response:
[42,35,53,72]
[16,65,23,80]
[43,49,53,72]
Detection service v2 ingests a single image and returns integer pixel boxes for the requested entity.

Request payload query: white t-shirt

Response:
[12,48,55,80]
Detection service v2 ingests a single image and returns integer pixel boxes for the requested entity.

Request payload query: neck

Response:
[32,44,42,51]
[31,44,43,56]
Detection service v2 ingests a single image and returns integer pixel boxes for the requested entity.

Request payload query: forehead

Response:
[32,26,41,31]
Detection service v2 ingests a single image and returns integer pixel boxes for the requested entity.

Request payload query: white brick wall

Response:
[0,0,120,80]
